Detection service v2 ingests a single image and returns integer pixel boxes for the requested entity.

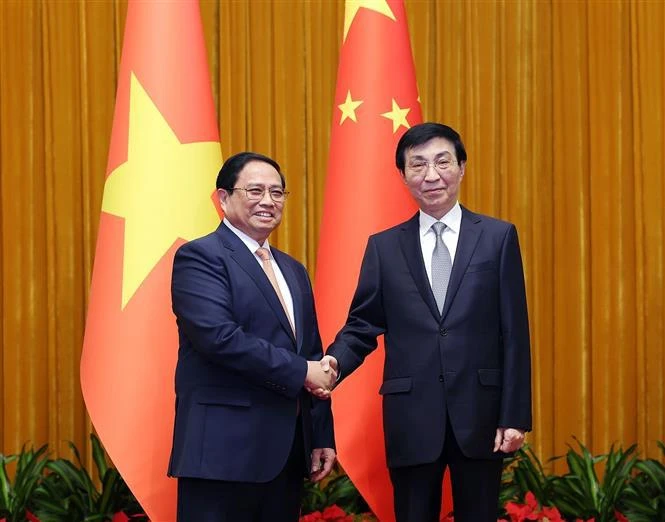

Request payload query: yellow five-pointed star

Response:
[102,73,221,308]
[381,99,411,133]
[338,90,364,124]
[343,0,396,41]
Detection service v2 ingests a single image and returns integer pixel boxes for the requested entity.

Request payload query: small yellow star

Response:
[338,90,364,124]
[381,99,411,133]
[343,0,396,41]
[102,73,221,308]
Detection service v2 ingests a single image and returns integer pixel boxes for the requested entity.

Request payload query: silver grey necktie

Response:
[431,222,452,313]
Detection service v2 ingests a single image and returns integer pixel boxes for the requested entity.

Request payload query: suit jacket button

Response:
[439,328,447,336]
[439,375,444,382]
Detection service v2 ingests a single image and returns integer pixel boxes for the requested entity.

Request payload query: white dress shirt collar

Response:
[418,201,462,238]
[223,218,272,256]
[222,219,295,327]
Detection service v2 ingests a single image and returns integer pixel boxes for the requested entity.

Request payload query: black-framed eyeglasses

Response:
[228,186,290,202]
[406,159,458,176]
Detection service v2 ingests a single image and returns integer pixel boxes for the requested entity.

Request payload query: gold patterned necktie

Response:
[255,247,295,335]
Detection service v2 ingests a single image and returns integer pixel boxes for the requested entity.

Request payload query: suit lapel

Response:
[398,213,441,322]
[272,250,303,353]
[440,207,482,321]
[217,224,296,345]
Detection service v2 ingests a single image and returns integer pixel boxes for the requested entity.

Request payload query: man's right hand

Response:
[305,357,338,399]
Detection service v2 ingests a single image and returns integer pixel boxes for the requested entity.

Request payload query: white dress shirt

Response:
[223,219,295,327]
[419,202,462,286]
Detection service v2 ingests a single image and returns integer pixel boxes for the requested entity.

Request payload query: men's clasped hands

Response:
[304,355,338,399]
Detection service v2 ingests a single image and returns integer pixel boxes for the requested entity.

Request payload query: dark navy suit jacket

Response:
[168,222,334,482]
[328,207,531,467]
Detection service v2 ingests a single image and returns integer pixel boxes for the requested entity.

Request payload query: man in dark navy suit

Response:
[168,152,336,522]
[322,123,532,521]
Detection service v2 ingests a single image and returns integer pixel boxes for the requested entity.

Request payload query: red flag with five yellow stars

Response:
[80,1,221,520]
[315,1,452,519]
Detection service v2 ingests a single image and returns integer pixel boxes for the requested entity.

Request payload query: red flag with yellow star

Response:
[80,1,221,520]
[315,1,452,520]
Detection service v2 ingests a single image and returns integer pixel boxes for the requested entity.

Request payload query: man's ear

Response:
[398,170,408,184]
[217,188,230,209]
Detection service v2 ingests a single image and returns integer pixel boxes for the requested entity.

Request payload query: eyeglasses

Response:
[406,159,458,175]
[229,186,290,203]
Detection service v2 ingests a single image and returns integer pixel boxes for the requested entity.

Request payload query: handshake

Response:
[304,355,338,399]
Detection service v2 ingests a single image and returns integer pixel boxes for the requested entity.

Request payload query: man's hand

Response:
[320,355,338,377]
[493,427,525,453]
[305,359,337,399]
[305,356,339,399]
[310,447,336,482]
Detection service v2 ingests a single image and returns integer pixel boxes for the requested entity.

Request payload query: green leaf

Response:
[98,469,121,514]
[0,456,14,511]
[45,460,79,493]
[91,435,109,483]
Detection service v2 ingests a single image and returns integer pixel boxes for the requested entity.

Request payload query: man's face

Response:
[401,136,465,219]
[219,160,284,243]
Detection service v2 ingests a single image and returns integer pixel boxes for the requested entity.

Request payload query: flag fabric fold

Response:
[80,1,221,520]
[315,1,452,520]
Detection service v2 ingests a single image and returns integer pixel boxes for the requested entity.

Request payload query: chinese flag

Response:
[315,1,452,520]
[80,1,221,520]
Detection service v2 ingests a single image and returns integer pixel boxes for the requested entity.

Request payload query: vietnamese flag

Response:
[80,1,221,520]
[315,1,452,520]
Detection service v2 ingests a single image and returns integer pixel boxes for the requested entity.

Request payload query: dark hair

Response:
[395,122,467,172]
[215,152,285,190]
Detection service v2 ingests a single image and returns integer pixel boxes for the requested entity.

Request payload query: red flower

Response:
[503,492,568,522]
[300,505,354,522]
[300,511,324,522]
[505,491,540,521]
[322,505,346,519]
[614,511,629,522]
[26,512,41,522]
[539,505,564,522]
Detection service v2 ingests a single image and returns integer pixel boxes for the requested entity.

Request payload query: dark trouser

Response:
[389,419,503,522]
[177,426,305,522]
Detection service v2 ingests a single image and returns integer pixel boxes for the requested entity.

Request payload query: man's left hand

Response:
[310,447,336,482]
[493,427,525,453]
